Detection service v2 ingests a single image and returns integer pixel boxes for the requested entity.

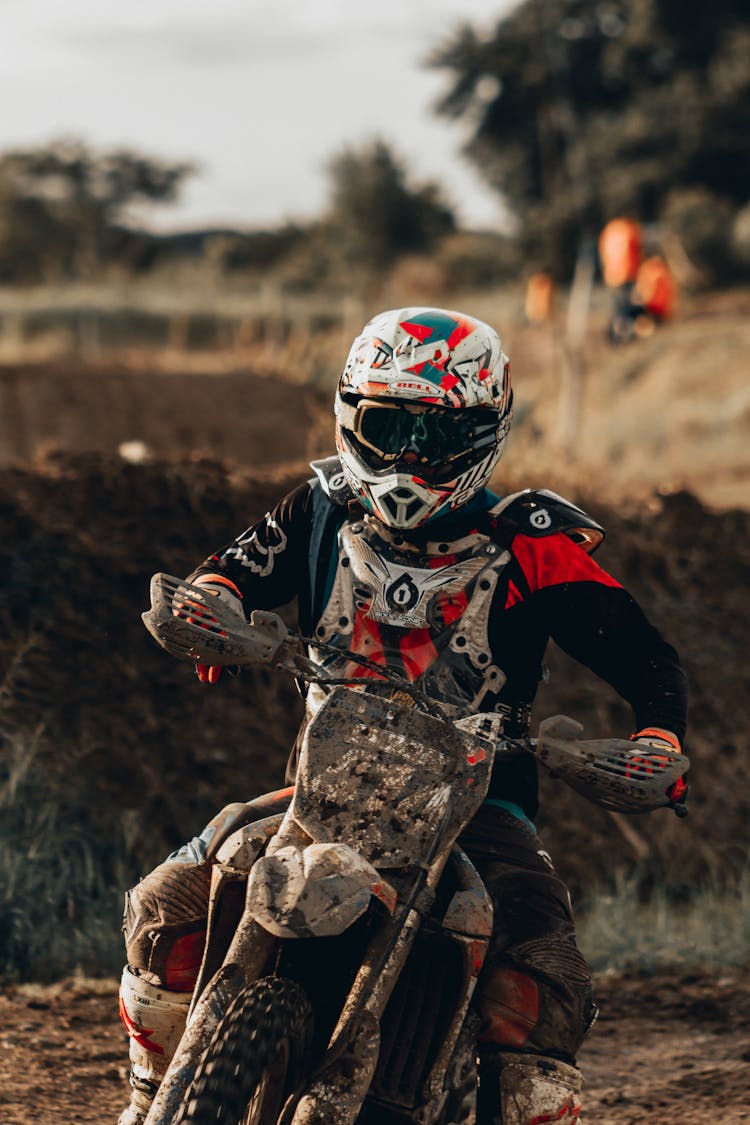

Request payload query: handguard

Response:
[142,572,289,666]
[536,715,690,815]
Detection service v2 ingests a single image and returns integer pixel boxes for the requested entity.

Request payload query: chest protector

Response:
[308,513,511,718]
[304,457,605,733]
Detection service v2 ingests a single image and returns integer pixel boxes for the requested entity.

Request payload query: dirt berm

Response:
[0,362,331,466]
[1,450,747,909]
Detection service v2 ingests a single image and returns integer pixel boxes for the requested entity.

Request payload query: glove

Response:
[189,574,244,684]
[630,727,688,804]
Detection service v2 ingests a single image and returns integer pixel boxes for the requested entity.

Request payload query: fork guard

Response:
[247,842,398,939]
[536,715,690,813]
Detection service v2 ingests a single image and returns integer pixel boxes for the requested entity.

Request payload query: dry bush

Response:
[0,731,132,980]
[578,864,750,972]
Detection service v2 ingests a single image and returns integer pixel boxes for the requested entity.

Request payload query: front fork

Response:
[145,814,477,1125]
[287,856,466,1125]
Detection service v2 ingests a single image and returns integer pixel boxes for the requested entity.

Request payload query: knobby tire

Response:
[174,976,314,1125]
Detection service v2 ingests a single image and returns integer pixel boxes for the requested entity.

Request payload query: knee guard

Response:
[477,935,594,1060]
[122,858,212,991]
[477,1053,583,1125]
[118,965,191,1124]
[121,796,289,990]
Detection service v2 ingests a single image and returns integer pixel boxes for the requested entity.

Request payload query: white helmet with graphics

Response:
[334,307,512,530]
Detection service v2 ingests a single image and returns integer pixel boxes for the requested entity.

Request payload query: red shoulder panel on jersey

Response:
[512,532,622,596]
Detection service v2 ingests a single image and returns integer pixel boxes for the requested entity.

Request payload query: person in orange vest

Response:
[524,272,555,325]
[599,217,656,343]
[598,218,643,289]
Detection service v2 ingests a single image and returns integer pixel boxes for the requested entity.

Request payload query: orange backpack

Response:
[633,257,677,319]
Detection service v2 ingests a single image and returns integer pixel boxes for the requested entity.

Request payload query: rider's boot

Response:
[118,965,192,1125]
[476,1052,583,1124]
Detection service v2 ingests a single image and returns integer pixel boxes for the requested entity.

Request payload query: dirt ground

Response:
[0,362,331,468]
[1,971,748,1124]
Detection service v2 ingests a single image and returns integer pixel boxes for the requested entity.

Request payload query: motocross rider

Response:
[118,307,688,1125]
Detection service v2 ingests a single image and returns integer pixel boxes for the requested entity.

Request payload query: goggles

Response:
[338,398,500,480]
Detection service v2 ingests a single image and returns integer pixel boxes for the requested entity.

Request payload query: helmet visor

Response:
[340,398,500,482]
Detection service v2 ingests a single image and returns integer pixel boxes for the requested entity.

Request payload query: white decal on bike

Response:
[529,508,552,530]
[225,517,288,575]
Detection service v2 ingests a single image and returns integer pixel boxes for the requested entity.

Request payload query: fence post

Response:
[556,241,595,459]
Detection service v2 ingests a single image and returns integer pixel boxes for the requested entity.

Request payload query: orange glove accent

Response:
[196,662,223,684]
[193,574,243,599]
[666,774,689,804]
[191,574,244,685]
[630,727,687,803]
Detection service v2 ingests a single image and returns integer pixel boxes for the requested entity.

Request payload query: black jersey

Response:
[189,464,687,816]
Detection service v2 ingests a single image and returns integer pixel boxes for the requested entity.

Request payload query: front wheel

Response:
[175,976,314,1125]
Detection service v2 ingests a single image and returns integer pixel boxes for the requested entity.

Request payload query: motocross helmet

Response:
[335,307,512,530]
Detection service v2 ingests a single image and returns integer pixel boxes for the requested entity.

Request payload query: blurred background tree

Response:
[430,0,750,278]
[0,139,194,283]
[324,139,456,285]
[3,3,750,291]
[0,136,459,295]
[248,139,457,296]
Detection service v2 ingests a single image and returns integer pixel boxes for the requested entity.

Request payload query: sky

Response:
[0,0,515,233]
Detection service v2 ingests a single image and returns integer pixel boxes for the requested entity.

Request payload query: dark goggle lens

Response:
[358,404,494,462]
[359,408,412,454]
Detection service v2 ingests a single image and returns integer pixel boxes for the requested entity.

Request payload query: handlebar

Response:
[142,573,445,714]
[143,573,689,817]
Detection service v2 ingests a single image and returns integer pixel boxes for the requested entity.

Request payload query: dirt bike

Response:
[140,573,688,1125]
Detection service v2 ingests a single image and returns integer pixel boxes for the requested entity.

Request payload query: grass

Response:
[577,867,750,973]
[0,729,141,982]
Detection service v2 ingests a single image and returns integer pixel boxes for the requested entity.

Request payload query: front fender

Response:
[247,842,397,939]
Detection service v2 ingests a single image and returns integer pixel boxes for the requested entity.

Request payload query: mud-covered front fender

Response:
[247,841,397,938]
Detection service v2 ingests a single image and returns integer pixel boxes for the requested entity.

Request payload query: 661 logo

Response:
[385,574,420,613]
[529,508,552,530]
